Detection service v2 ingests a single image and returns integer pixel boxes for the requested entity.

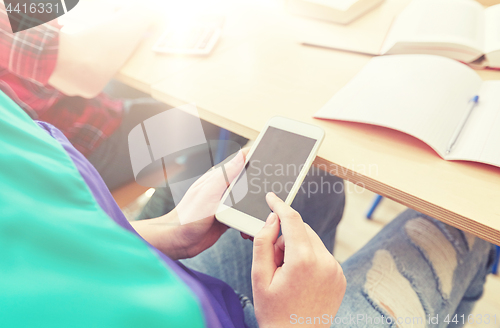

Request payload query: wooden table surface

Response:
[117,0,500,245]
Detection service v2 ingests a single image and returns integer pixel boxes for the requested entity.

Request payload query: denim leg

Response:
[447,245,497,328]
[291,171,345,253]
[181,229,256,303]
[333,209,495,328]
[180,171,346,303]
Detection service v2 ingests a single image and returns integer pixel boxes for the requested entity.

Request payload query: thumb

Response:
[222,150,245,183]
[252,213,280,290]
[205,150,245,195]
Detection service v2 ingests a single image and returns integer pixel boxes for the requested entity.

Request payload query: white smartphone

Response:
[215,116,325,237]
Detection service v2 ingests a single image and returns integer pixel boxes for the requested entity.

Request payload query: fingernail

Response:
[265,213,276,227]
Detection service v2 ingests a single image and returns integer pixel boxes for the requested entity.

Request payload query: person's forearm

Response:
[131,210,190,260]
[49,4,155,98]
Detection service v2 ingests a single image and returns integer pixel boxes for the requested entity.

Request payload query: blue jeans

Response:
[181,208,496,328]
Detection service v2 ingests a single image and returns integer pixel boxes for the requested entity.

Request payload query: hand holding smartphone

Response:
[250,192,346,327]
[215,116,325,237]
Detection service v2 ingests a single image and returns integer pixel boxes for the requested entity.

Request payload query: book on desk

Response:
[315,54,500,167]
[286,0,386,24]
[303,0,500,69]
[381,0,500,68]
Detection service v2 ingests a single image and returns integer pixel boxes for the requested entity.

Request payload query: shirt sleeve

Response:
[0,5,61,85]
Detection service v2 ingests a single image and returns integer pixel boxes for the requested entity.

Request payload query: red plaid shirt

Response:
[0,7,123,156]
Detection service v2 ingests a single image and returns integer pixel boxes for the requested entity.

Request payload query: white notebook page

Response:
[445,82,500,164]
[467,81,500,166]
[314,55,482,157]
[484,5,500,54]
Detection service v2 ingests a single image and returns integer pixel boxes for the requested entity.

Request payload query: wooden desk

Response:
[117,0,500,245]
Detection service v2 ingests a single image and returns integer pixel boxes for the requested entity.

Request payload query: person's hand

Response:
[252,192,346,328]
[167,149,248,258]
[132,149,247,260]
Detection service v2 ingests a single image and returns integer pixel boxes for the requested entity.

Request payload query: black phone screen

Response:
[224,126,316,221]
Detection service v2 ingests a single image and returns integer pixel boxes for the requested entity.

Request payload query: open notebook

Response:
[380,0,500,68]
[315,55,500,167]
[302,0,500,69]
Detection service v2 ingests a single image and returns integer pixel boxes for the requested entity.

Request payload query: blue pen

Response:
[446,95,479,154]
